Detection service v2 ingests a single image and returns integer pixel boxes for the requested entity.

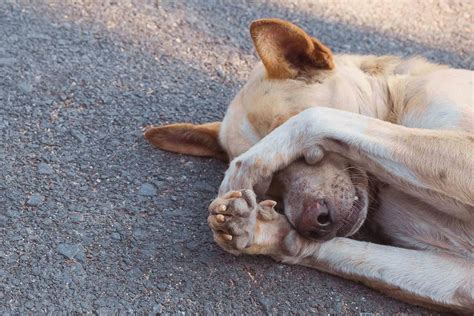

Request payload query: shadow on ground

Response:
[0,0,467,314]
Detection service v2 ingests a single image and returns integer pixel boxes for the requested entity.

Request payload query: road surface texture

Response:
[0,0,472,314]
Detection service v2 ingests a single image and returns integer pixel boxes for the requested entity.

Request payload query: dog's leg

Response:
[219,107,474,219]
[208,190,474,312]
[208,189,292,256]
[283,237,474,312]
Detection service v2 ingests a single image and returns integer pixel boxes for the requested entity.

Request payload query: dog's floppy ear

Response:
[144,122,228,161]
[250,18,334,79]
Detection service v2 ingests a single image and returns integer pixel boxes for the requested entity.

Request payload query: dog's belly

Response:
[371,186,473,258]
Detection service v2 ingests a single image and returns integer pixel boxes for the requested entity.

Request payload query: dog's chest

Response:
[368,186,473,258]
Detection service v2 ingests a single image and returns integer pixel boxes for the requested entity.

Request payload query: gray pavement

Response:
[0,0,471,314]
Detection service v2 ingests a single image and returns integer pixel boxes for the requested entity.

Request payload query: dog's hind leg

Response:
[280,236,474,312]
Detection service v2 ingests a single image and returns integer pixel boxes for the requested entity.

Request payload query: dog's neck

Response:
[333,55,445,123]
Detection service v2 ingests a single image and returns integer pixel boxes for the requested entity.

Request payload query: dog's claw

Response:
[222,234,233,241]
[216,214,225,223]
[217,205,227,212]
[227,191,243,198]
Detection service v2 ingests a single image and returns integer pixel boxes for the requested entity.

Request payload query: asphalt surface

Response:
[0,0,472,314]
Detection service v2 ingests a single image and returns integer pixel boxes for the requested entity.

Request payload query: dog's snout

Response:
[296,199,334,239]
[306,199,332,226]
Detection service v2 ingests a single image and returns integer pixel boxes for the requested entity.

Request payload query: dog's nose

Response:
[296,199,334,239]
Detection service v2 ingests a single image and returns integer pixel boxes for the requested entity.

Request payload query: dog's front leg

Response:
[207,189,294,256]
[281,237,474,312]
[208,190,473,312]
[219,107,473,219]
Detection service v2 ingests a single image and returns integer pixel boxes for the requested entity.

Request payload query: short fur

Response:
[145,19,474,312]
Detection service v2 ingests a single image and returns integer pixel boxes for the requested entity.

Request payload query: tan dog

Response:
[144,19,474,312]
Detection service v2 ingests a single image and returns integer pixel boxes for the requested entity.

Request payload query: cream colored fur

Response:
[210,54,474,312]
[144,20,474,312]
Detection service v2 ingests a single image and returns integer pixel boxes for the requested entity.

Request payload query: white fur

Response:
[402,100,462,130]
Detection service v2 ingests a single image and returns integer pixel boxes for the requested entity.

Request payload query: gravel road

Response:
[0,0,471,314]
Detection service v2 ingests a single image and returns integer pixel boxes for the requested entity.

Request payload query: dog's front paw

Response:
[208,190,289,256]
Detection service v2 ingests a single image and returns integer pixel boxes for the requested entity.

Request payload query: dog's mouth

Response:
[335,166,370,237]
[335,186,368,237]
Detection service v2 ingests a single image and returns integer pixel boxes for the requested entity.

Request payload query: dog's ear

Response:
[144,122,228,161]
[250,18,334,79]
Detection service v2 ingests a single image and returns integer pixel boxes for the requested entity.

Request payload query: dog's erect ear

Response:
[144,122,228,161]
[250,18,334,79]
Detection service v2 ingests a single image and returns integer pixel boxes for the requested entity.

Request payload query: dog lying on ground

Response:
[144,19,474,312]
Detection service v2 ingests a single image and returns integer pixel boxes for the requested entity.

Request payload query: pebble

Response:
[18,82,33,93]
[42,218,53,225]
[215,66,225,78]
[111,232,121,240]
[57,243,86,262]
[27,193,44,206]
[70,130,86,143]
[38,162,53,175]
[157,282,168,291]
[69,213,85,223]
[138,183,156,196]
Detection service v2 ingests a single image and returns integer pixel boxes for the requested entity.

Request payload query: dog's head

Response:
[145,19,369,241]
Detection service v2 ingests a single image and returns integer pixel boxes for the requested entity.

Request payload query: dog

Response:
[144,19,473,312]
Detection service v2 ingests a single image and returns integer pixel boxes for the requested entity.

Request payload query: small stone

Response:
[57,243,86,262]
[43,218,53,225]
[18,82,33,93]
[157,282,168,291]
[216,66,225,78]
[69,213,84,223]
[111,232,121,240]
[138,183,156,196]
[27,193,44,206]
[38,162,53,175]
[170,195,177,202]
[185,240,200,251]
[70,130,86,143]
